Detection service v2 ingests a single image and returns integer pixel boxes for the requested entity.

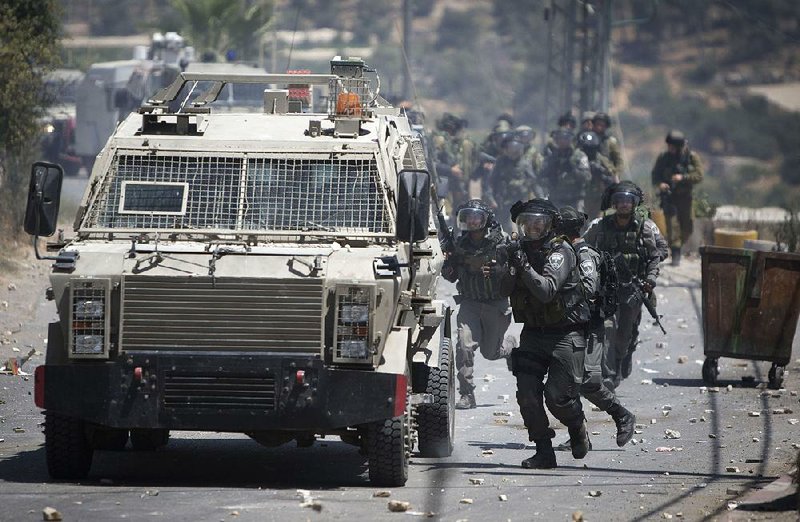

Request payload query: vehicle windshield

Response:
[81,151,393,237]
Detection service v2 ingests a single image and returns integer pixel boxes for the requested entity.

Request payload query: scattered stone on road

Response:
[387,500,410,512]
[42,507,62,521]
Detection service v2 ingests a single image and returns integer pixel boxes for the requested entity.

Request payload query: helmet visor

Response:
[516,212,552,240]
[610,191,640,209]
[457,207,489,231]
[514,128,534,144]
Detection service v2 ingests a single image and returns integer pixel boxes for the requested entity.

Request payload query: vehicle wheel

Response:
[45,411,93,480]
[768,364,784,390]
[90,427,129,451]
[701,357,719,386]
[417,336,455,457]
[130,429,170,451]
[366,414,410,486]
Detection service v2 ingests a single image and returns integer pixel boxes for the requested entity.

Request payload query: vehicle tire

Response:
[366,415,410,486]
[90,427,129,451]
[130,429,170,451]
[701,357,718,386]
[768,364,784,390]
[416,336,455,457]
[45,411,93,480]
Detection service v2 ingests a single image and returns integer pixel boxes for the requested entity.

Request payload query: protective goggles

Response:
[457,207,489,231]
[610,191,640,208]
[515,212,553,240]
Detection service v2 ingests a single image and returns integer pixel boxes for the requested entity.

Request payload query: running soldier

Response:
[540,129,591,212]
[430,113,475,221]
[504,198,591,469]
[591,112,624,179]
[441,200,516,410]
[577,130,617,219]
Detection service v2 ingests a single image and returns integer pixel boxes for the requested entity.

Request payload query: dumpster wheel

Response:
[768,364,784,390]
[701,357,719,386]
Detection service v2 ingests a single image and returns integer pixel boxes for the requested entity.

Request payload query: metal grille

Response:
[70,280,108,358]
[86,154,242,230]
[163,371,277,410]
[328,77,373,117]
[334,286,373,363]
[83,152,392,235]
[121,276,323,353]
[405,138,428,171]
[244,157,391,233]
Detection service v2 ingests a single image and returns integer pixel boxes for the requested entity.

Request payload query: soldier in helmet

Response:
[580,111,595,133]
[650,130,704,266]
[441,199,517,410]
[540,129,591,212]
[577,130,617,219]
[545,112,578,157]
[583,181,662,387]
[591,112,624,179]
[475,116,514,191]
[430,113,476,222]
[484,134,539,231]
[503,198,591,469]
[555,206,636,449]
[515,124,544,192]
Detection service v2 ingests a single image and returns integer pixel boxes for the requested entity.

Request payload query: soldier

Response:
[592,112,624,179]
[545,111,577,157]
[580,111,595,133]
[484,134,539,231]
[650,130,704,266]
[577,130,617,219]
[430,113,476,221]
[505,198,590,469]
[556,206,636,449]
[583,181,662,387]
[475,117,514,190]
[515,124,544,192]
[441,200,516,410]
[540,129,591,212]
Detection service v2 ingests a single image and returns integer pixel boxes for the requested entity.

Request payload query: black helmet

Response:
[510,198,561,241]
[551,128,574,142]
[601,180,643,212]
[558,206,587,235]
[577,130,600,152]
[438,112,467,133]
[557,111,576,128]
[592,111,611,127]
[497,112,515,127]
[456,199,494,232]
[666,129,686,146]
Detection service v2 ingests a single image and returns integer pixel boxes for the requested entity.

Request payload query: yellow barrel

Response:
[650,208,667,235]
[713,228,758,248]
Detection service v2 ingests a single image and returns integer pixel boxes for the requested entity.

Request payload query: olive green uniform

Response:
[508,237,589,442]
[584,152,616,219]
[442,226,515,396]
[650,149,704,248]
[598,133,624,179]
[540,148,591,212]
[485,154,539,231]
[431,131,476,220]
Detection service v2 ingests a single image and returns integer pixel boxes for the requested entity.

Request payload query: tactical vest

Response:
[453,227,506,301]
[510,237,590,327]
[595,215,647,278]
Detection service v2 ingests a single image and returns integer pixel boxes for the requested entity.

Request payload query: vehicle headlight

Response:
[73,299,104,319]
[73,334,104,354]
[334,285,374,363]
[69,279,110,359]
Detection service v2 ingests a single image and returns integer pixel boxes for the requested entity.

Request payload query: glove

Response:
[641,279,656,293]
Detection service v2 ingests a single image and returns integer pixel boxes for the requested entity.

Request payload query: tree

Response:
[0,0,61,236]
[169,0,273,62]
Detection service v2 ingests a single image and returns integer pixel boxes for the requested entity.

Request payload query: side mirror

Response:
[396,170,430,243]
[24,161,63,237]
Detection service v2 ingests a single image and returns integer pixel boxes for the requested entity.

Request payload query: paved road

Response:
[1,234,798,521]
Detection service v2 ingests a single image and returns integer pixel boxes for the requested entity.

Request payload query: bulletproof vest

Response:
[596,215,646,278]
[510,236,590,327]
[452,226,506,301]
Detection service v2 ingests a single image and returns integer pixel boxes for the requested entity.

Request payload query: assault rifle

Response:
[434,190,456,256]
[613,253,667,335]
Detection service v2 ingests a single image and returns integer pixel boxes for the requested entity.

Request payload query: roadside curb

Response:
[721,473,798,521]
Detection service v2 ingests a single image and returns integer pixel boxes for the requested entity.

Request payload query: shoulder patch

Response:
[549,252,565,270]
[580,258,595,276]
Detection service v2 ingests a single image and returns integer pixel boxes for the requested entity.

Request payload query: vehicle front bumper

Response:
[35,353,406,431]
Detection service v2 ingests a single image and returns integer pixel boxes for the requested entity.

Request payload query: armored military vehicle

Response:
[24,57,454,486]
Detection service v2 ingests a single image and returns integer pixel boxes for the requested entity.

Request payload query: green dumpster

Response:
[700,246,800,389]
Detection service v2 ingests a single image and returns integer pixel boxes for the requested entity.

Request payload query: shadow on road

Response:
[0,437,375,489]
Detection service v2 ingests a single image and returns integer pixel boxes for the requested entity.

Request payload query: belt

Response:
[525,323,588,335]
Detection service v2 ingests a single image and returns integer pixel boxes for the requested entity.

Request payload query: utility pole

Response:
[402,0,412,100]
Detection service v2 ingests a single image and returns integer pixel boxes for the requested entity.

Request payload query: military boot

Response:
[521,438,557,469]
[456,392,476,410]
[670,247,681,267]
[609,405,636,447]
[568,421,590,459]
